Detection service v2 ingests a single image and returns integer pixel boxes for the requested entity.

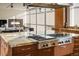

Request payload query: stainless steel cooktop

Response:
[28,35,55,41]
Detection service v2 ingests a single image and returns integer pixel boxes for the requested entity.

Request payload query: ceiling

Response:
[0,3,26,19]
[0,3,79,19]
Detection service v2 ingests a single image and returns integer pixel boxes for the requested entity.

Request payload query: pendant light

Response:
[11,3,13,8]
[23,3,26,7]
[39,8,41,12]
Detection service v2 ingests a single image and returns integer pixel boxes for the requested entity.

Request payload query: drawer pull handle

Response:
[44,49,51,52]
[60,46,66,48]
[21,49,25,51]
[26,54,31,56]
[21,48,31,51]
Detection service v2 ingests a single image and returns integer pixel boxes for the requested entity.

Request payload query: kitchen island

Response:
[0,32,75,56]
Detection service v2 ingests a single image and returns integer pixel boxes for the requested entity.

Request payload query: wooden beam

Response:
[27,3,69,8]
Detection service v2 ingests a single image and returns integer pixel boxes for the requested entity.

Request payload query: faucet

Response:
[18,25,21,33]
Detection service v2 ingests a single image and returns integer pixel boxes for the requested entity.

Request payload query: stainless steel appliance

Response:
[47,33,73,45]
[47,33,73,56]
[28,35,58,49]
[28,33,73,49]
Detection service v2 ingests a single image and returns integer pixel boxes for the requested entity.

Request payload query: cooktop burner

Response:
[47,33,73,45]
[28,35,55,41]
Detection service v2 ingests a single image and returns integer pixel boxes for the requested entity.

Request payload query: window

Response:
[26,8,55,35]
[70,4,79,27]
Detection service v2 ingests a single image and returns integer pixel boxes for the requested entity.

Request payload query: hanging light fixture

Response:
[23,3,25,7]
[26,6,29,9]
[26,3,32,9]
[11,3,13,8]
[39,8,41,12]
[23,3,26,7]
[23,3,29,9]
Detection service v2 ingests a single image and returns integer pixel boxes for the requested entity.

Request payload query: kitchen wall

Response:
[26,8,55,35]
[10,8,55,34]
[9,12,26,26]
[70,3,79,27]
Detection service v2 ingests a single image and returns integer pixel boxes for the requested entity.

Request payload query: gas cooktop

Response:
[28,35,55,41]
[28,34,57,49]
[47,33,73,45]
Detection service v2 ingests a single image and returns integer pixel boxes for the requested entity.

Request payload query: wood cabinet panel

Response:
[37,47,54,56]
[12,44,37,56]
[73,37,79,55]
[0,37,11,56]
[54,43,74,56]
[55,8,64,28]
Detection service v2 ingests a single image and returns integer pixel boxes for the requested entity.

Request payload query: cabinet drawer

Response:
[12,44,37,56]
[13,44,36,51]
[13,51,34,56]
[38,47,54,56]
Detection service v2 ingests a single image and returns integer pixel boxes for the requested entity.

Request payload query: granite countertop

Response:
[61,28,79,31]
[0,32,79,47]
[0,32,37,47]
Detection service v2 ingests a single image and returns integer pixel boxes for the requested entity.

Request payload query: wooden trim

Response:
[55,8,64,32]
[28,3,69,8]
[55,8,64,28]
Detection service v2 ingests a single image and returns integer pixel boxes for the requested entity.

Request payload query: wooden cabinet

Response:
[55,8,64,33]
[54,43,74,56]
[55,8,64,29]
[37,47,54,56]
[73,37,79,55]
[12,44,37,56]
[73,37,79,45]
[55,7,70,33]
[0,36,11,56]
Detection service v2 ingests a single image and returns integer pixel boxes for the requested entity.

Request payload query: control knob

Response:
[46,44,48,46]
[43,44,45,47]
[52,43,55,45]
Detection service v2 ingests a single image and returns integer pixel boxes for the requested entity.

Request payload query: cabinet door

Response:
[54,43,73,56]
[73,37,79,55]
[37,47,54,56]
[74,38,79,46]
